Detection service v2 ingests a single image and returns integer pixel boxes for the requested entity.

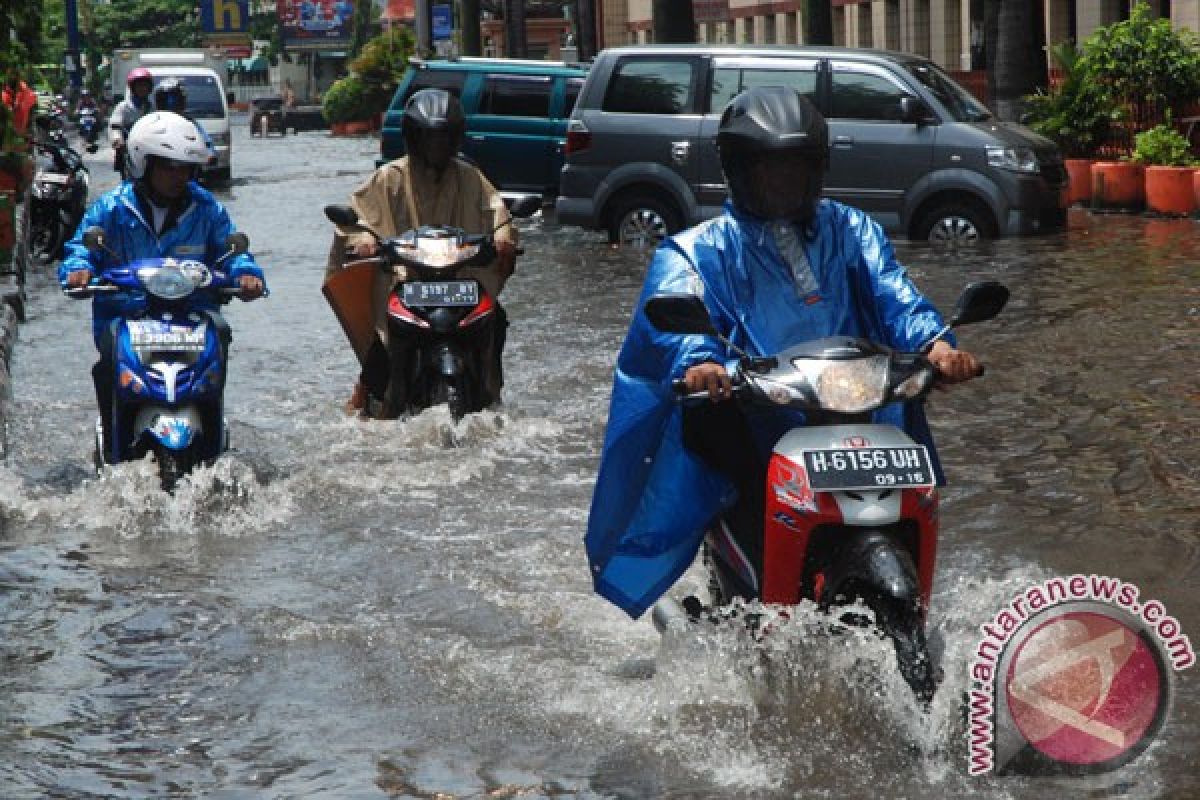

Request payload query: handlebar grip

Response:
[672,378,689,395]
[63,284,119,298]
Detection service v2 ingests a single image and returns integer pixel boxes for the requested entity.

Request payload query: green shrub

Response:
[1133,124,1195,166]
[350,28,415,115]
[1023,42,1119,157]
[322,74,370,124]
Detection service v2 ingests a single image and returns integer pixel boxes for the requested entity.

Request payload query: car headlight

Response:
[986,145,1039,174]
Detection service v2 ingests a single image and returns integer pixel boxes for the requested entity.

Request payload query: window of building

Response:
[603,58,696,114]
[830,70,907,121]
[710,66,818,113]
[764,14,777,44]
[480,74,552,117]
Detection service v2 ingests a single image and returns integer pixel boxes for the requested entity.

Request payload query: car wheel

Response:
[914,201,997,245]
[607,195,683,249]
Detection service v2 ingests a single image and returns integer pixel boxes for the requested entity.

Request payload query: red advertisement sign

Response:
[277,0,355,48]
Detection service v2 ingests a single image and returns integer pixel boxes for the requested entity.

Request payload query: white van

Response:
[114,49,232,184]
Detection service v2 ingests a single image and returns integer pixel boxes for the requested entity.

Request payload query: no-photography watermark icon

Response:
[967,574,1194,776]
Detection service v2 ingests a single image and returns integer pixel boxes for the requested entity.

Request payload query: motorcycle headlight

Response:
[139,265,197,300]
[986,145,1040,174]
[793,355,890,413]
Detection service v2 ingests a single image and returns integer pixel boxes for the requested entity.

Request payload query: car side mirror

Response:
[950,281,1009,327]
[644,293,717,335]
[900,95,933,125]
[82,226,106,252]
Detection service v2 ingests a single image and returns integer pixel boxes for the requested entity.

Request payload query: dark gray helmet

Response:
[717,87,829,223]
[154,77,187,113]
[402,88,465,173]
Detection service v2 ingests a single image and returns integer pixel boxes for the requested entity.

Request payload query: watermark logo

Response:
[967,575,1192,777]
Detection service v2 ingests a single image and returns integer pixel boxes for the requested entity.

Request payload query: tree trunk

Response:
[461,0,482,56]
[805,0,832,45]
[990,0,1045,121]
[652,0,695,43]
[574,0,597,60]
[504,0,527,58]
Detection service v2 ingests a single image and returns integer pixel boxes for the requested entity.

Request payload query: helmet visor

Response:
[731,148,825,222]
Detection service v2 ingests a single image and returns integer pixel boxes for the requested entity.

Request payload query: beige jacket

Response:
[326,156,516,342]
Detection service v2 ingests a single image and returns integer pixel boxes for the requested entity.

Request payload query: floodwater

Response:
[0,123,1196,799]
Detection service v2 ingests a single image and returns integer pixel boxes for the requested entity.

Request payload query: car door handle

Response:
[671,141,690,165]
[834,135,854,148]
[468,134,485,141]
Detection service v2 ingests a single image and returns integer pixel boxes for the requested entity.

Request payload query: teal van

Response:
[381,58,588,200]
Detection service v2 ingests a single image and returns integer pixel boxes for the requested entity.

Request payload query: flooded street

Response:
[0,123,1196,798]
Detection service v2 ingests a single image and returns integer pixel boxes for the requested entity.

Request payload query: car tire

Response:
[607,194,683,249]
[914,200,997,245]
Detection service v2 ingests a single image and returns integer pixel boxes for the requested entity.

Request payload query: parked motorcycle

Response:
[322,196,539,420]
[29,138,89,263]
[77,106,101,153]
[64,228,261,491]
[644,281,1009,705]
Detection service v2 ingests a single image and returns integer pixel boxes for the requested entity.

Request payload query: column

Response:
[1172,0,1200,30]
[930,0,960,70]
[1075,0,1122,40]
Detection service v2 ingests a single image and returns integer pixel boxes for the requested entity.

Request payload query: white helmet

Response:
[125,111,211,180]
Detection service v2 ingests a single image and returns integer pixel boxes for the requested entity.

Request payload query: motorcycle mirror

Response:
[950,281,1010,327]
[324,204,361,228]
[505,195,542,219]
[644,293,718,335]
[224,232,250,254]
[82,226,107,253]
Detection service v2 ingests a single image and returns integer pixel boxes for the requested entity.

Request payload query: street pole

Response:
[416,0,433,56]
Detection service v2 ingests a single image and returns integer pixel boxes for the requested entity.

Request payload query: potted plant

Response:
[322,74,372,135]
[1023,42,1117,206]
[1133,123,1196,216]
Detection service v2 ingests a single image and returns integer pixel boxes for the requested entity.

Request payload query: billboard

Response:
[278,0,356,48]
[201,0,253,55]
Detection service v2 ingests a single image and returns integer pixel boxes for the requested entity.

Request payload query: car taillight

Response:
[565,120,591,156]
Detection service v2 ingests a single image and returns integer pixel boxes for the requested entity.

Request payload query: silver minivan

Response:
[557,45,1068,246]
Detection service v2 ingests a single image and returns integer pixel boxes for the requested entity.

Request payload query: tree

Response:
[805,0,832,46]
[91,0,202,52]
[988,0,1045,121]
[504,0,527,58]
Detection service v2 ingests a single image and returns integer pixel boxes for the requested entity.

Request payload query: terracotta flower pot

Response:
[1090,161,1145,211]
[1064,158,1095,206]
[343,120,371,135]
[1144,166,1196,216]
[1193,170,1200,212]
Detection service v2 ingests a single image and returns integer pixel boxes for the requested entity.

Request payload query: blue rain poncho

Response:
[585,200,954,618]
[60,181,264,348]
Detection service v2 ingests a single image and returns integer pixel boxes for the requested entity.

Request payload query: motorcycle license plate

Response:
[802,446,935,491]
[128,321,207,352]
[402,280,479,307]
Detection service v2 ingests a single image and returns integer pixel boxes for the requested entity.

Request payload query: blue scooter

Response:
[65,227,259,490]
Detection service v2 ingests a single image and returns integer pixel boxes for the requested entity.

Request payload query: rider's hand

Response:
[496,239,517,279]
[928,340,980,385]
[66,269,93,288]
[351,239,378,258]
[684,361,733,402]
[238,275,264,300]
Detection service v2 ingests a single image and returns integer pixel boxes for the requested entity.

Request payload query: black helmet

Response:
[154,77,187,114]
[717,87,829,224]
[402,88,465,173]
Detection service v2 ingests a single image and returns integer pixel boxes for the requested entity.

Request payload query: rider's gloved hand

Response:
[238,275,265,300]
[66,269,92,288]
[928,339,980,384]
[684,361,732,402]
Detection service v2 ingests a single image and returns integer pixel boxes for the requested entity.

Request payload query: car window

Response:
[480,74,552,117]
[710,67,818,113]
[564,77,584,116]
[603,59,695,114]
[174,75,225,119]
[831,71,907,121]
[401,69,466,106]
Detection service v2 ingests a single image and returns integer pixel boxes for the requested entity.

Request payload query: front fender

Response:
[902,167,1006,232]
[819,530,921,612]
[133,406,203,451]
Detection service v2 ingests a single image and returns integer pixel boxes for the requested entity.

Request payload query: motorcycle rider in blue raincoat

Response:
[60,111,266,450]
[585,88,981,619]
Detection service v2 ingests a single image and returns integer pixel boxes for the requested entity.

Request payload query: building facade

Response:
[614,0,1194,77]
